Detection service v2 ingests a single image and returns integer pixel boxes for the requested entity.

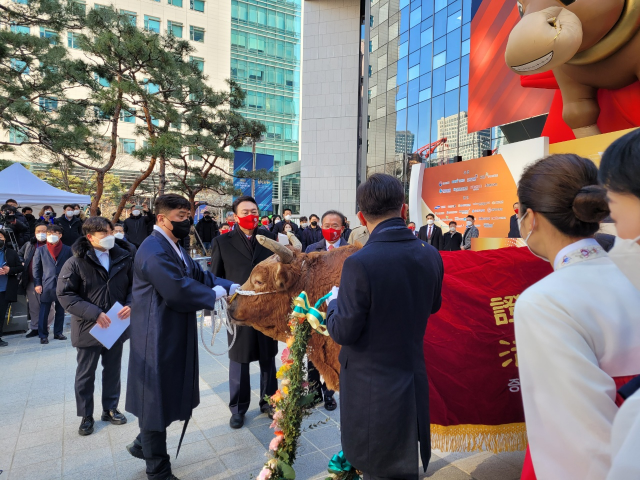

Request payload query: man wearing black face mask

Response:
[125,194,236,480]
[22,207,37,237]
[195,210,219,255]
[301,213,323,251]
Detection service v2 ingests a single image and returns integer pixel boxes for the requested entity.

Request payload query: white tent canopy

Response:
[0,163,90,210]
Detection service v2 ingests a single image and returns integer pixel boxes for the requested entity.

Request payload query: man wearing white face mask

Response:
[273,208,299,235]
[57,216,136,436]
[55,204,83,246]
[461,215,479,250]
[123,204,154,249]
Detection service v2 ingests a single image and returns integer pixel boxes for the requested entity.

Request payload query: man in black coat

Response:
[418,213,443,250]
[55,205,84,246]
[57,217,135,436]
[0,229,24,347]
[125,195,234,480]
[123,204,154,248]
[442,221,463,251]
[210,195,279,429]
[273,208,299,235]
[1,203,29,247]
[326,173,444,480]
[22,207,37,237]
[195,210,219,254]
[508,202,520,238]
[301,213,323,251]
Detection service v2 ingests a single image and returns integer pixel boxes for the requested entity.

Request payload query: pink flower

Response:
[273,410,283,422]
[257,467,272,480]
[269,418,279,429]
[269,434,284,451]
[302,382,309,389]
[281,348,290,363]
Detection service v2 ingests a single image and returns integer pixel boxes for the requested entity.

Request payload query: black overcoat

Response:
[326,217,444,478]
[209,227,278,364]
[54,215,83,246]
[418,223,444,250]
[0,245,24,302]
[441,231,462,251]
[508,214,520,238]
[125,230,233,431]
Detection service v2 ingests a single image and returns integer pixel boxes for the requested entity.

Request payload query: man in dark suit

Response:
[210,196,279,429]
[304,210,347,411]
[326,173,444,480]
[418,213,443,250]
[125,194,234,480]
[442,221,462,251]
[273,208,299,235]
[301,213,323,251]
[508,202,520,238]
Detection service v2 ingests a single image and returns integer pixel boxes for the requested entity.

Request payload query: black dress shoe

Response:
[126,440,144,460]
[54,334,67,340]
[229,413,245,429]
[0,339,7,347]
[40,338,49,345]
[79,416,94,436]
[260,404,274,419]
[324,394,337,411]
[25,330,39,338]
[101,408,127,425]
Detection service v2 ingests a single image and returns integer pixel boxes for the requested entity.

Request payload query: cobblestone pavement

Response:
[0,318,524,479]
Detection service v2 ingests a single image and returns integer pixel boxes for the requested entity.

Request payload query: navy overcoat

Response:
[326,217,444,479]
[126,230,233,431]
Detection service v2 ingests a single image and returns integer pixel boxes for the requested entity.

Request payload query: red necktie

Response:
[328,244,334,251]
[428,226,432,239]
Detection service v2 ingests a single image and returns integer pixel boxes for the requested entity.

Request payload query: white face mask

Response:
[73,209,80,216]
[47,234,60,244]
[427,219,434,225]
[65,210,74,218]
[36,233,47,242]
[466,220,473,227]
[132,210,141,216]
[300,223,307,228]
[114,232,125,240]
[275,219,281,224]
[449,226,456,233]
[517,211,549,262]
[98,235,115,250]
[284,215,291,221]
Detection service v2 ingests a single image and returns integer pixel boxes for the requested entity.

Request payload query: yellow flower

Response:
[276,364,291,379]
[282,386,289,395]
[286,336,295,348]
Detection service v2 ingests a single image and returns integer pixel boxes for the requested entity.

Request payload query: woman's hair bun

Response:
[572,185,609,224]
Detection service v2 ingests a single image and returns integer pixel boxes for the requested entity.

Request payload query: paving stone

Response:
[421,465,474,479]
[7,457,62,480]
[15,427,62,451]
[301,424,342,450]
[172,458,228,480]
[11,440,62,470]
[62,446,114,476]
[63,463,116,480]
[169,439,217,469]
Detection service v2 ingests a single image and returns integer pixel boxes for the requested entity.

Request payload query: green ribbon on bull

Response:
[328,450,360,479]
[292,291,332,336]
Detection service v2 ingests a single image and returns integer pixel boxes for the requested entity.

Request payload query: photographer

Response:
[38,206,56,225]
[22,207,37,237]
[1,203,29,247]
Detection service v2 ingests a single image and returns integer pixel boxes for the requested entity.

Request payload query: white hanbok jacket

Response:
[514,239,640,480]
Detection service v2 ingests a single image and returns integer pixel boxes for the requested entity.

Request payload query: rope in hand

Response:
[198,297,237,356]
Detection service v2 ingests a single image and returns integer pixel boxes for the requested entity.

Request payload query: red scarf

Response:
[47,241,63,261]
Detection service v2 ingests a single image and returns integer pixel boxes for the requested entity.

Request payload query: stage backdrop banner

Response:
[425,247,553,452]
[233,151,274,212]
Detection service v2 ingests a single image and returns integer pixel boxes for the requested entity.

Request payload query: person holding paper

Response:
[57,216,136,436]
[125,194,236,480]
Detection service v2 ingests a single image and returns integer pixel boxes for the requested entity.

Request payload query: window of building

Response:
[168,0,182,7]
[168,21,183,37]
[144,80,160,94]
[10,59,29,74]
[120,10,137,25]
[94,4,109,10]
[144,15,161,33]
[67,32,81,49]
[40,27,58,44]
[39,97,58,112]
[71,0,86,15]
[189,56,204,72]
[9,127,27,144]
[12,0,29,4]
[190,0,204,12]
[151,116,159,127]
[94,73,110,87]
[11,24,30,34]
[118,138,136,154]
[190,26,204,42]
[120,109,135,123]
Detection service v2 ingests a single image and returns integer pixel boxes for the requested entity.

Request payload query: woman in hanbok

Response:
[599,130,640,479]
[514,153,640,480]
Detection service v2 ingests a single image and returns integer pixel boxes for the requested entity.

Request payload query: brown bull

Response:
[228,234,358,391]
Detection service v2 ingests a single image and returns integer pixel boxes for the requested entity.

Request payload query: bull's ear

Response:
[274,263,297,291]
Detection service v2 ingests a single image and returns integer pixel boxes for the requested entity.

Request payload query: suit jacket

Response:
[418,223,443,250]
[126,230,232,431]
[304,237,345,253]
[462,225,479,250]
[273,220,299,235]
[326,217,443,477]
[442,231,462,251]
[33,244,73,302]
[508,214,520,238]
[209,227,279,364]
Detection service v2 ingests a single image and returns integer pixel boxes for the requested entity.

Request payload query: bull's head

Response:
[505,0,625,74]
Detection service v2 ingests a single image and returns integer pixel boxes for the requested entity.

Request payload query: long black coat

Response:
[441,231,462,251]
[57,237,135,348]
[418,223,443,250]
[0,245,24,302]
[126,230,233,431]
[195,218,219,243]
[18,238,46,290]
[301,226,323,251]
[33,244,73,302]
[54,215,83,246]
[210,227,278,364]
[326,217,443,478]
[508,214,520,238]
[123,212,154,247]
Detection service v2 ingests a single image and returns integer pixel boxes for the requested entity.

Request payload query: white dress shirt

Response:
[326,238,342,250]
[96,250,110,272]
[153,225,186,265]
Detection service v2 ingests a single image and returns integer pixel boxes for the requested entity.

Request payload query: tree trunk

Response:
[91,171,105,216]
[158,156,166,196]
[113,156,157,221]
[189,192,197,216]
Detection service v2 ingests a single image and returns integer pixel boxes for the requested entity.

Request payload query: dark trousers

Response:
[135,423,172,480]
[308,359,334,400]
[75,341,123,417]
[0,291,8,338]
[39,299,65,338]
[228,356,277,414]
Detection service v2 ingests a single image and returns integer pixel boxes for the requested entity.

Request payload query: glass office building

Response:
[230,0,302,211]
[366,0,507,188]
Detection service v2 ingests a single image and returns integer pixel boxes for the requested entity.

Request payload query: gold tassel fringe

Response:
[430,423,528,453]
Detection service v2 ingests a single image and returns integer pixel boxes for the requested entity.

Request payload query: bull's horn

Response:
[286,232,302,252]
[257,235,294,264]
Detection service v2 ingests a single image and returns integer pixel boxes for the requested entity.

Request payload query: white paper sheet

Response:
[89,301,130,349]
[278,233,289,246]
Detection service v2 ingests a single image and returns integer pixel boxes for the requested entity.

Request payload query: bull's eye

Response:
[254,279,264,286]
[517,1,524,17]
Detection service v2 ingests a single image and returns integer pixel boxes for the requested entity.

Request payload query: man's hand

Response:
[142,204,149,212]
[213,285,228,300]
[96,312,111,328]
[230,284,241,296]
[35,285,42,293]
[326,286,339,306]
[0,266,8,275]
[118,306,131,319]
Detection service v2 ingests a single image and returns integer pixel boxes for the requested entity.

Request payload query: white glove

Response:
[326,286,339,306]
[230,284,241,296]
[213,285,228,300]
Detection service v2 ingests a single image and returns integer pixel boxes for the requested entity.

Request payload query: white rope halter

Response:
[233,288,277,296]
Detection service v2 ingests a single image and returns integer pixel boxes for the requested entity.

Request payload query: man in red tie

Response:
[418,213,443,251]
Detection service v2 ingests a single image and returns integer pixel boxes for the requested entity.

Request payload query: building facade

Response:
[230,0,302,213]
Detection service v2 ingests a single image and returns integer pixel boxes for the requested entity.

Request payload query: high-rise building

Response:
[230,0,302,213]
[436,111,490,162]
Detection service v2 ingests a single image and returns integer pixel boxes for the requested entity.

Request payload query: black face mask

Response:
[311,221,318,227]
[25,214,34,220]
[0,240,5,249]
[169,219,191,239]
[204,215,211,221]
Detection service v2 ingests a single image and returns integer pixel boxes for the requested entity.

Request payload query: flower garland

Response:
[256,292,360,480]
